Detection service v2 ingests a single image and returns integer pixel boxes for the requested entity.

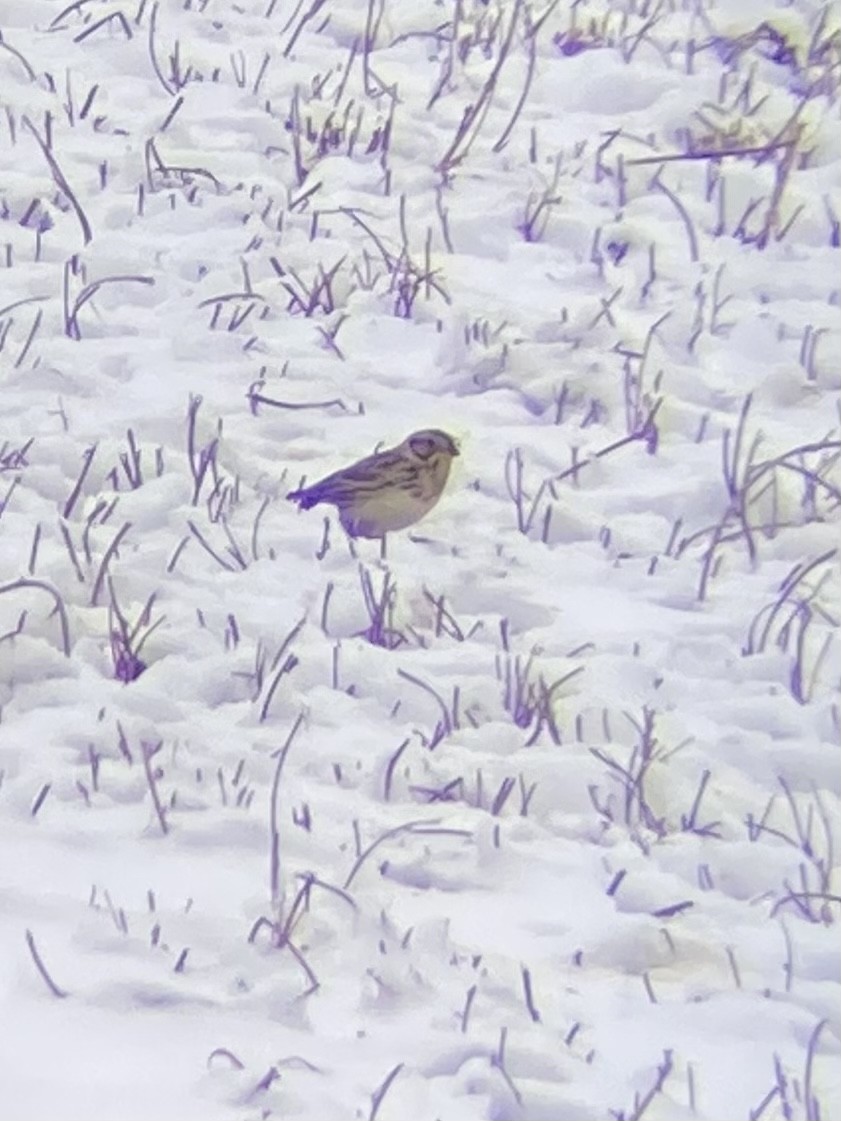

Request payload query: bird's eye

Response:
[409,436,437,459]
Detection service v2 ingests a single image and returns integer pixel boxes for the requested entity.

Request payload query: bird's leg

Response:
[379,535,388,563]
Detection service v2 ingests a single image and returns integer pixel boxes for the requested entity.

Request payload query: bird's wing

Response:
[291,449,420,509]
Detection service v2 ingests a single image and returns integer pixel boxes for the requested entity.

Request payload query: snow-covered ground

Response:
[1,1,839,1118]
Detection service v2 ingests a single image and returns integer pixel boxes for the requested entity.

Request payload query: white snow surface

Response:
[1,1,840,1119]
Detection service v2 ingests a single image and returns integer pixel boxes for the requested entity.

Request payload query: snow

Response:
[1,1,839,1119]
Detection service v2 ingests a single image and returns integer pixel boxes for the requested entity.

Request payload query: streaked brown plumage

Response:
[287,429,459,541]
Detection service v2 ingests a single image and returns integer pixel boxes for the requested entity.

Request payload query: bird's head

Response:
[406,429,460,461]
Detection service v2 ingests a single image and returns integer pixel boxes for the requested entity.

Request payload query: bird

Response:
[287,429,459,554]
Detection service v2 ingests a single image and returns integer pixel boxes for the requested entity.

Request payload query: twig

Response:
[0,579,71,655]
[626,141,793,166]
[369,1063,404,1121]
[22,115,92,245]
[90,522,132,606]
[269,712,306,911]
[65,275,155,340]
[521,965,541,1022]
[140,740,169,835]
[25,930,69,999]
[344,819,471,890]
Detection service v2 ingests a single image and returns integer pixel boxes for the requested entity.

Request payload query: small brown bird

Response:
[288,429,459,549]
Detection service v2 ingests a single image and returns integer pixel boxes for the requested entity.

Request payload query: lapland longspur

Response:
[287,429,459,543]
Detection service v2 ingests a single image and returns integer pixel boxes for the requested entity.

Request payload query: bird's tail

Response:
[287,485,320,510]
